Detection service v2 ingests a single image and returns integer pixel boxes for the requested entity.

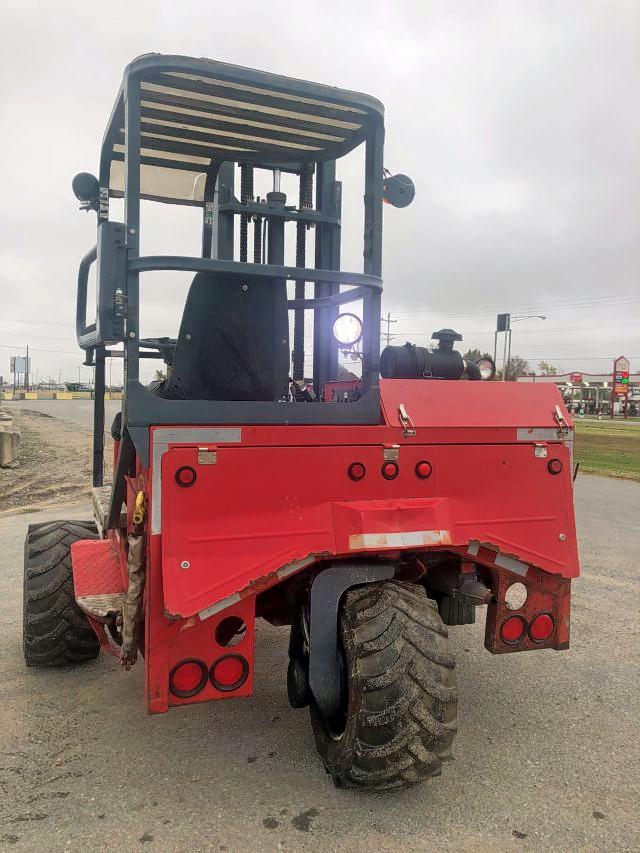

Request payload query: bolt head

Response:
[559,533,566,541]
[185,333,192,341]
[128,331,135,338]
[180,560,190,569]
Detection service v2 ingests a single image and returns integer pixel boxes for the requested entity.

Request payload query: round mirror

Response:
[72,172,99,202]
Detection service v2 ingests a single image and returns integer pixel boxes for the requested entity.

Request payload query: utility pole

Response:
[382,312,397,347]
[25,345,29,391]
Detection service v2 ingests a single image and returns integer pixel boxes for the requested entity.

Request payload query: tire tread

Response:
[312,580,458,791]
[23,520,100,667]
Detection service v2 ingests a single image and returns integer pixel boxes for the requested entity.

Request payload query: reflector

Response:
[415,460,432,479]
[381,461,399,480]
[547,459,563,475]
[210,654,249,692]
[169,659,208,698]
[501,615,526,644]
[175,465,197,487]
[529,613,554,642]
[348,462,366,481]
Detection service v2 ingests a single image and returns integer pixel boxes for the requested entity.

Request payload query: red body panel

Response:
[157,381,578,620]
[71,380,579,712]
[379,377,568,429]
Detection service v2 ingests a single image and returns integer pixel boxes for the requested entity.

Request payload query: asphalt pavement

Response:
[0,471,638,851]
[3,399,122,430]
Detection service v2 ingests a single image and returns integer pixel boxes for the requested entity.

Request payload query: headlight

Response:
[332,313,363,347]
[476,356,496,381]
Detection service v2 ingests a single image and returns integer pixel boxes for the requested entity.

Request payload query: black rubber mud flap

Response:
[309,563,395,717]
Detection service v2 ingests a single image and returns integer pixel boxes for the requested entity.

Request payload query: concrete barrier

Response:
[0,413,20,467]
[0,390,122,401]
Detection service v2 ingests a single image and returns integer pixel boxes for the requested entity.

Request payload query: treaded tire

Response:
[310,580,458,791]
[23,520,101,667]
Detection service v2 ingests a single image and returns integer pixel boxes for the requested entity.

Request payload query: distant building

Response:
[516,370,639,414]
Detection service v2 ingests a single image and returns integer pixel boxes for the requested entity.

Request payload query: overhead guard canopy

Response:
[102,53,384,205]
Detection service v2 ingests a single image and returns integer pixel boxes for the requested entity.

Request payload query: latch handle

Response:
[398,403,417,438]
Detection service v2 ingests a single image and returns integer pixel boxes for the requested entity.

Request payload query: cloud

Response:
[0,0,638,384]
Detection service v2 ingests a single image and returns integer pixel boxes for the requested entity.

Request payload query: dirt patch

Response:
[0,410,113,513]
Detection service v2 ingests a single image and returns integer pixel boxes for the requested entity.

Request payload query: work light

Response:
[476,356,496,381]
[332,313,363,347]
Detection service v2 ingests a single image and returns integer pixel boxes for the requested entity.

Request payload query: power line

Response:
[0,343,78,355]
[387,293,640,318]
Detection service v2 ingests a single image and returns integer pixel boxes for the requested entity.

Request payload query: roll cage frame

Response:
[75,55,386,507]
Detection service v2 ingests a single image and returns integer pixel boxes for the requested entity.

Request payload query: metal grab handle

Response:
[76,244,98,347]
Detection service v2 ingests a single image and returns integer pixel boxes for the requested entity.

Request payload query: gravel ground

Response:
[0,474,639,852]
[0,404,117,513]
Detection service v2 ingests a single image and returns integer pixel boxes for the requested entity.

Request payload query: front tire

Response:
[310,580,458,790]
[23,520,101,667]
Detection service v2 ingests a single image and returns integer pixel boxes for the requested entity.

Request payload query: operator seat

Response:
[158,271,289,402]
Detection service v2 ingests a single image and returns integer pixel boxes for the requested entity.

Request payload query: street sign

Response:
[611,356,630,418]
[10,356,30,373]
[614,356,630,395]
[496,313,510,332]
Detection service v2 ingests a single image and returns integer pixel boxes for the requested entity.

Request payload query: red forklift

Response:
[23,54,579,790]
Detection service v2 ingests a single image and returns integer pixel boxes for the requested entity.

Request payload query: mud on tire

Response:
[310,580,458,791]
[23,520,101,667]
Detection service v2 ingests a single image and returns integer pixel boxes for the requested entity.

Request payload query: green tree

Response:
[463,348,492,361]
[497,355,531,381]
[538,361,558,376]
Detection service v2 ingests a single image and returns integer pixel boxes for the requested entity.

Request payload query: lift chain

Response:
[293,163,314,381]
[239,163,254,264]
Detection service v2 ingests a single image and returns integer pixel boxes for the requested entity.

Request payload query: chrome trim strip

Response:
[151,427,242,533]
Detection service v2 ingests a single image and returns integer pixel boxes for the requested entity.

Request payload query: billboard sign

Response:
[10,356,30,373]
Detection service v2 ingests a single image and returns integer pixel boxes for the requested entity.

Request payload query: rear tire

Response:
[23,520,101,667]
[310,580,458,791]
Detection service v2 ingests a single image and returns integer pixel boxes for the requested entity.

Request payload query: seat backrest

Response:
[160,272,289,401]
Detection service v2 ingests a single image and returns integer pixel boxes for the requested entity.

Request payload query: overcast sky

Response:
[0,0,638,385]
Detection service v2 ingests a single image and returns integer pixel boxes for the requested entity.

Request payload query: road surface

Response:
[0,437,638,850]
[3,399,122,430]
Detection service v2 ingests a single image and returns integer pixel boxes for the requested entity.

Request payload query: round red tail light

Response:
[381,461,399,480]
[501,615,526,644]
[529,613,554,642]
[169,659,208,698]
[348,462,366,481]
[547,458,563,475]
[210,654,249,692]
[175,465,197,487]
[415,460,432,479]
